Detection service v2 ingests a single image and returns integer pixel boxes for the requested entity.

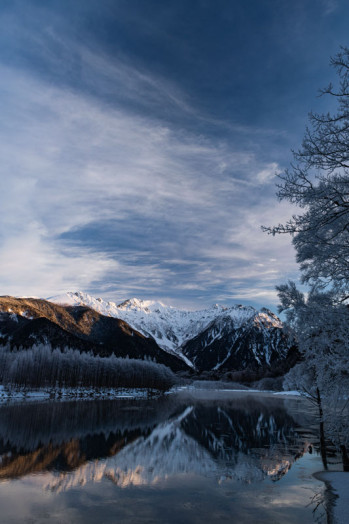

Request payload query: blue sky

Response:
[0,0,348,310]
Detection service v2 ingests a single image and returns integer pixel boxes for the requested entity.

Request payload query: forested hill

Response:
[0,296,188,372]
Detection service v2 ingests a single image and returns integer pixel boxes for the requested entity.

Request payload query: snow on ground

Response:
[273,390,303,396]
[316,472,349,524]
[0,385,158,403]
[0,383,306,404]
[167,384,307,401]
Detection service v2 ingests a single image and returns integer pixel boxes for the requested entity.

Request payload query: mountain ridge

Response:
[48,292,291,373]
[0,296,189,372]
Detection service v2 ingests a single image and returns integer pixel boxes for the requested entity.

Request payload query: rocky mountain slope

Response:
[49,292,291,373]
[0,296,188,372]
[181,312,288,372]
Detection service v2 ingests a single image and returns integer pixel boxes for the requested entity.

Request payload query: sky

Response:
[0,0,348,310]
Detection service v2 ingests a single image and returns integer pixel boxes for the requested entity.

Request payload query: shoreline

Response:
[0,383,305,404]
[0,385,161,403]
[314,471,349,524]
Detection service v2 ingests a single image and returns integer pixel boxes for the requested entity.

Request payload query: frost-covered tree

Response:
[263,48,349,463]
[263,47,349,298]
[0,344,177,391]
[278,284,349,456]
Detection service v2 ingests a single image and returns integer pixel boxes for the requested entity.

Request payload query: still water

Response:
[0,391,333,523]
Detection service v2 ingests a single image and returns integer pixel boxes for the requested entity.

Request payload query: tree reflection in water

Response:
[0,395,319,488]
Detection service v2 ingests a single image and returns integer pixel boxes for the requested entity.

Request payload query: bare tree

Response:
[263,48,349,461]
[263,47,349,297]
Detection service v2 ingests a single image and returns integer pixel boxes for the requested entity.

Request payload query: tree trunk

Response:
[317,387,328,470]
[340,445,349,472]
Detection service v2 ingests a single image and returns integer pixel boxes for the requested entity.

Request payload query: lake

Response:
[0,391,336,523]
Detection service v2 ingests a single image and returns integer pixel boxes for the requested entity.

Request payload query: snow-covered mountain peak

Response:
[211,303,225,311]
[48,292,285,369]
[117,298,170,313]
[255,308,282,329]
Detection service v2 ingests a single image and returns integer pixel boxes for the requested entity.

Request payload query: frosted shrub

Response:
[0,344,177,391]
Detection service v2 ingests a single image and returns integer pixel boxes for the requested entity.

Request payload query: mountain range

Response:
[0,292,295,375]
[50,292,293,374]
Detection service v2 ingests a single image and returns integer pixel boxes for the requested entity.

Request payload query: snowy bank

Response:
[0,385,161,403]
[167,383,306,400]
[0,382,306,404]
[315,471,349,524]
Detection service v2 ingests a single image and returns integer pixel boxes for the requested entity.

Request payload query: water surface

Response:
[0,392,332,523]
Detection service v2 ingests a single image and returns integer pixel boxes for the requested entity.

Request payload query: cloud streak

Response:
[5,1,344,308]
[0,60,298,308]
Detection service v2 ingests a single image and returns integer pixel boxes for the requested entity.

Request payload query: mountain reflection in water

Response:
[0,395,316,492]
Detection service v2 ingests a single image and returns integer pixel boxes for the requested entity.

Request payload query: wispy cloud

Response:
[256,162,281,184]
[0,61,298,307]
[0,1,310,310]
[321,0,338,15]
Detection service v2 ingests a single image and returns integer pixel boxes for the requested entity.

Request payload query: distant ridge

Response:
[49,292,292,373]
[0,296,189,372]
